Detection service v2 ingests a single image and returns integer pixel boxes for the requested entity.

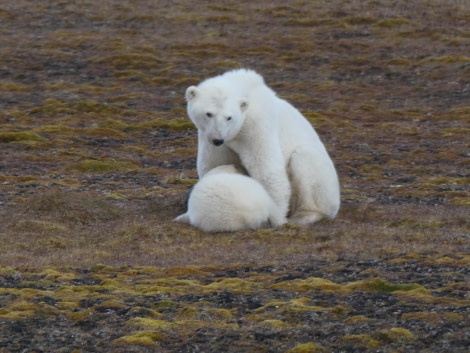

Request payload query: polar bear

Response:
[174,165,282,232]
[183,68,340,226]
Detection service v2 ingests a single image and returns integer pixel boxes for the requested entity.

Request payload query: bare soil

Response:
[0,0,469,352]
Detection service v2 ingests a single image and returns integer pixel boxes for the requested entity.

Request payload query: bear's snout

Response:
[212,139,224,146]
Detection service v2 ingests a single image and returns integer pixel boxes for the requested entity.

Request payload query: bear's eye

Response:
[206,112,213,118]
[227,116,232,121]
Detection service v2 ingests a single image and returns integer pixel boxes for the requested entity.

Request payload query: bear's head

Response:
[185,84,248,147]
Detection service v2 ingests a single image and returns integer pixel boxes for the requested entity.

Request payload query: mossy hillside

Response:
[342,327,414,348]
[0,131,44,143]
[1,259,468,351]
[0,93,196,205]
[286,342,325,353]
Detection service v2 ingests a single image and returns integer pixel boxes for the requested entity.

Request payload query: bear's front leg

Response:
[253,165,290,225]
[236,143,290,226]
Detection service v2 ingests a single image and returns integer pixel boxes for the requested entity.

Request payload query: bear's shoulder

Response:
[222,68,264,82]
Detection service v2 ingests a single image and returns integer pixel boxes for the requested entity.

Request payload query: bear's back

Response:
[221,69,264,90]
[199,69,264,93]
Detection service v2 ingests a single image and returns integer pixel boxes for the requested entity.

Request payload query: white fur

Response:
[174,165,281,232]
[184,69,340,226]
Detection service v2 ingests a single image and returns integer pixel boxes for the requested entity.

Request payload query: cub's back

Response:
[188,172,273,232]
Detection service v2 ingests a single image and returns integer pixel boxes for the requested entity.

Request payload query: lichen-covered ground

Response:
[0,0,469,352]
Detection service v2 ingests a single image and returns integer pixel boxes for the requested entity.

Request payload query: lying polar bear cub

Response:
[174,164,283,232]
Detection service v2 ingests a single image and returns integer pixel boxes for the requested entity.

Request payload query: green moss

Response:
[302,111,331,125]
[0,131,44,143]
[270,277,342,293]
[342,334,378,348]
[127,317,175,330]
[0,82,30,91]
[393,287,434,303]
[177,305,200,320]
[72,100,123,114]
[378,327,414,343]
[0,309,36,320]
[215,59,242,69]
[205,308,233,321]
[206,14,237,24]
[97,119,129,130]
[167,178,197,186]
[261,319,288,329]
[286,342,323,353]
[0,8,14,20]
[207,4,239,12]
[344,315,370,324]
[450,197,470,206]
[35,125,75,134]
[113,330,164,347]
[272,277,424,297]
[388,217,445,229]
[93,53,164,69]
[448,106,470,118]
[375,18,411,28]
[346,15,376,25]
[284,298,326,317]
[151,76,172,85]
[347,278,422,293]
[419,55,470,64]
[85,127,127,138]
[29,98,64,115]
[285,18,336,27]
[400,311,440,324]
[440,127,470,136]
[70,159,137,173]
[89,264,117,272]
[154,299,181,310]
[441,312,464,323]
[112,69,149,82]
[126,118,194,131]
[254,300,285,314]
[329,305,348,317]
[401,311,464,324]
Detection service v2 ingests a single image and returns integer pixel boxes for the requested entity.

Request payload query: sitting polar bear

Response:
[181,68,340,226]
[174,165,282,232]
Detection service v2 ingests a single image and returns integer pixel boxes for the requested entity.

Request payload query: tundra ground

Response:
[0,0,469,352]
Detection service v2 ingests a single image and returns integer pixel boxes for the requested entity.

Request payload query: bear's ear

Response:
[185,86,198,101]
[240,100,248,112]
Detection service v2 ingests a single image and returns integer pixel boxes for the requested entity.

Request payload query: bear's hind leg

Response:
[289,210,324,226]
[287,146,340,226]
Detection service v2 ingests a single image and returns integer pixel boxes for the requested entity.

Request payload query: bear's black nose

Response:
[213,139,224,146]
